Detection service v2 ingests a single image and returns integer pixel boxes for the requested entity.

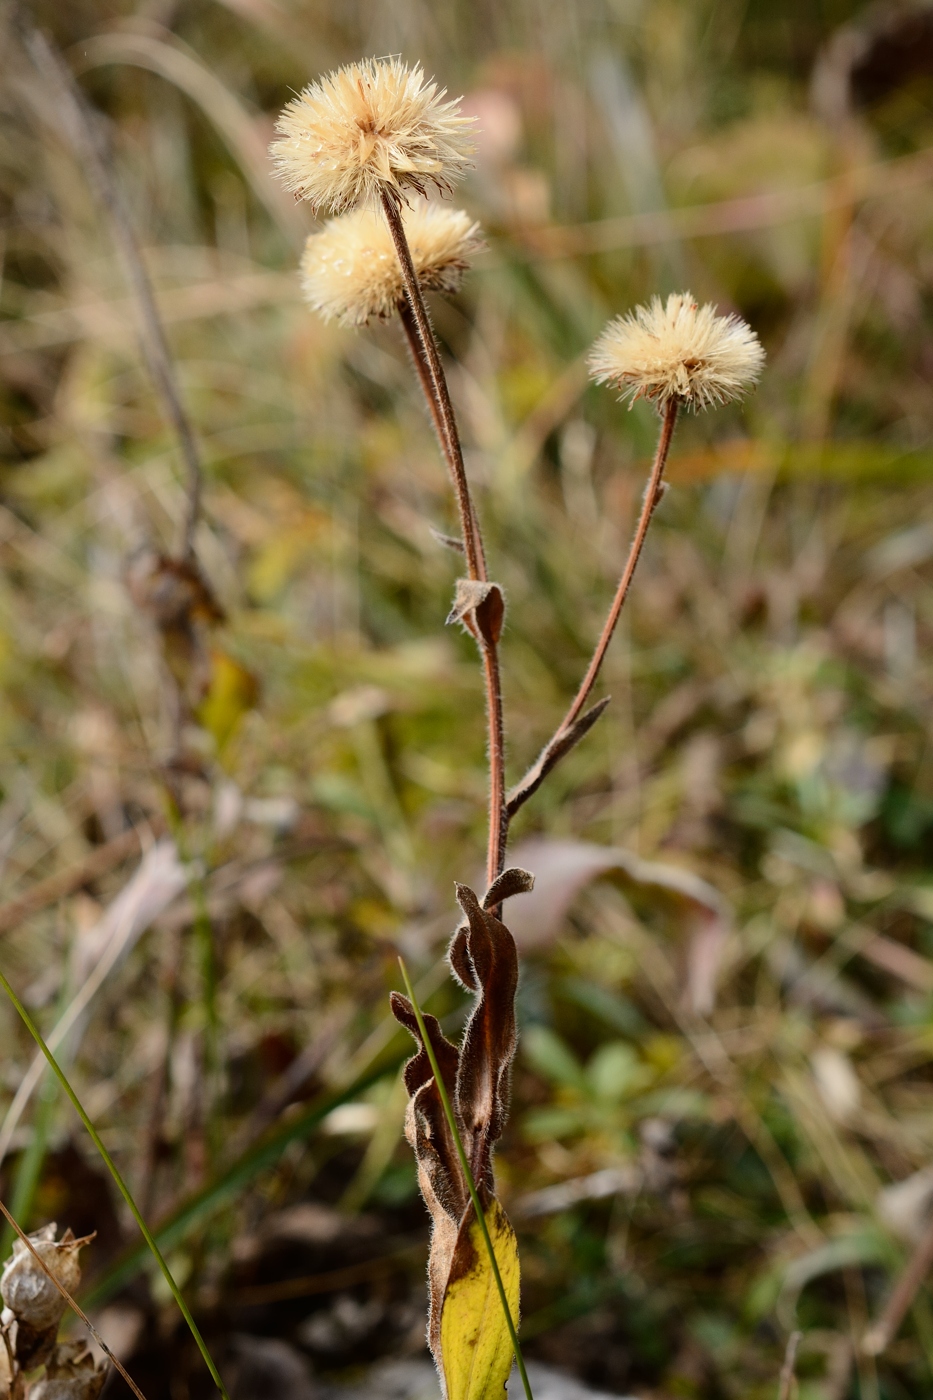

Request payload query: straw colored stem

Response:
[863,1211,933,1357]
[397,959,534,1400]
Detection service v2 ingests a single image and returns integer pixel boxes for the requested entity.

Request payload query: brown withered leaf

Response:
[445,579,505,646]
[449,876,531,1195]
[127,550,224,708]
[390,869,533,1393]
[30,1340,107,1400]
[389,994,466,1365]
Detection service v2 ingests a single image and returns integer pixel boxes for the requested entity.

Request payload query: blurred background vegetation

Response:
[3,0,933,1396]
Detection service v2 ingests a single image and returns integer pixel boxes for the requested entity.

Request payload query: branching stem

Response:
[383,195,505,883]
[506,397,679,823]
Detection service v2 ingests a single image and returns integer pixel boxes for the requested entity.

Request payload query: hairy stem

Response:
[482,638,507,885]
[507,397,679,823]
[383,195,506,886]
[380,193,486,582]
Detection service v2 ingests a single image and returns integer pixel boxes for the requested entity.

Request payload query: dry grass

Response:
[2,1,933,1396]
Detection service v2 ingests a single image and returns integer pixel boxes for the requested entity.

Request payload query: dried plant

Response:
[0,1224,110,1400]
[588,291,764,412]
[0,1225,88,1373]
[300,205,482,327]
[270,58,476,213]
[272,53,764,1400]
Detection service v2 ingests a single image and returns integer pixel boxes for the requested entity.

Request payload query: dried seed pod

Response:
[0,1226,88,1370]
[29,1342,106,1400]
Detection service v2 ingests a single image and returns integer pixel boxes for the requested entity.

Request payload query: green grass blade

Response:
[0,965,230,1400]
[398,957,535,1400]
[82,1036,409,1307]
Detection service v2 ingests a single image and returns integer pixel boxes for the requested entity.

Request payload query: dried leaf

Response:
[391,877,531,1386]
[482,867,535,910]
[29,1340,107,1400]
[439,1199,519,1400]
[430,527,465,554]
[505,698,611,817]
[449,884,519,1196]
[505,839,731,1014]
[389,993,466,1361]
[197,649,260,752]
[127,551,224,707]
[446,580,505,646]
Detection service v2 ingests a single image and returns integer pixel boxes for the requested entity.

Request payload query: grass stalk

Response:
[0,965,230,1400]
[397,957,534,1400]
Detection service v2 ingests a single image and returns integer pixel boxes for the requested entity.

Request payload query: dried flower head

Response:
[1,1224,90,1371]
[588,292,764,412]
[1,1225,84,1333]
[30,1341,106,1400]
[270,58,476,214]
[300,203,482,327]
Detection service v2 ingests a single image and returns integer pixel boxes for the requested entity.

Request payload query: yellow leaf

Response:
[440,1200,520,1400]
[197,650,259,753]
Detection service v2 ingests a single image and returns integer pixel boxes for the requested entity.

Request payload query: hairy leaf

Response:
[439,1199,520,1400]
[449,884,519,1195]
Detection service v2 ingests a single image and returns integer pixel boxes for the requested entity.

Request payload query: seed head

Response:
[0,1224,85,1333]
[588,292,764,412]
[270,58,476,214]
[300,203,483,327]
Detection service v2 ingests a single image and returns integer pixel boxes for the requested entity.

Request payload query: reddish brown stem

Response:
[482,638,507,885]
[506,398,679,822]
[381,192,486,584]
[382,194,504,885]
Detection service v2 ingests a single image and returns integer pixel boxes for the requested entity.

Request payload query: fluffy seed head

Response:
[270,58,476,214]
[300,203,482,327]
[588,292,765,412]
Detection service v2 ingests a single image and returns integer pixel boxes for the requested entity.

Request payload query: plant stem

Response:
[380,193,485,584]
[507,398,679,823]
[398,958,534,1400]
[383,195,507,886]
[0,966,230,1400]
[483,638,507,886]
